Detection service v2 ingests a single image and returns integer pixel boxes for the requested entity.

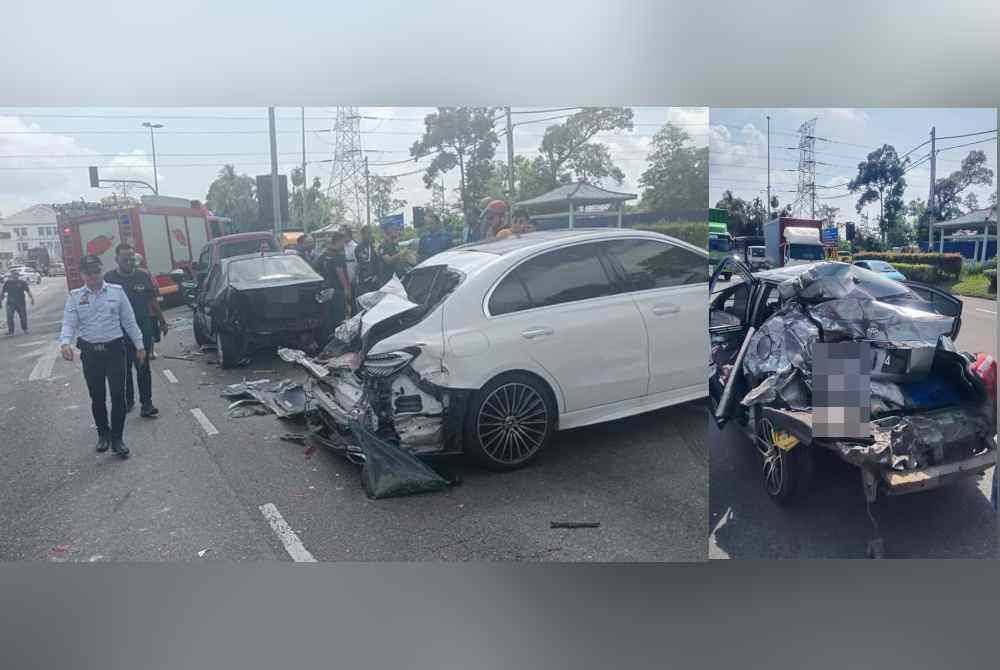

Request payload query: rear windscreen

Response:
[227,255,317,285]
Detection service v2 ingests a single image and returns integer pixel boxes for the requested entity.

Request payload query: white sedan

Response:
[317,228,708,470]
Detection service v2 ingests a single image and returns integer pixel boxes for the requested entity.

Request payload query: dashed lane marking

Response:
[28,343,61,381]
[259,503,316,562]
[189,408,219,436]
[975,308,996,316]
[163,369,179,384]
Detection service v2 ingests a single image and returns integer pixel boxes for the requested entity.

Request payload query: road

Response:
[0,277,707,562]
[709,294,998,559]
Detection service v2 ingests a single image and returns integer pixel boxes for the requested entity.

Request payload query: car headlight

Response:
[361,349,418,378]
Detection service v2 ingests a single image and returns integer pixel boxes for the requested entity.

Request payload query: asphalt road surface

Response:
[710,294,998,559]
[0,278,707,562]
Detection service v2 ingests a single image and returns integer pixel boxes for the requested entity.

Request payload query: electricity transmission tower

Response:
[325,107,367,227]
[793,118,817,218]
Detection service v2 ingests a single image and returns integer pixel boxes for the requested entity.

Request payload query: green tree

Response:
[289,169,345,231]
[206,164,260,232]
[847,144,907,247]
[907,198,930,242]
[815,203,840,224]
[962,192,980,214]
[715,190,748,236]
[638,122,708,212]
[769,195,792,219]
[932,150,994,220]
[368,174,407,222]
[411,107,499,227]
[536,107,633,188]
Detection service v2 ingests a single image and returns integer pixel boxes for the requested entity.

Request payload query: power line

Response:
[935,135,998,153]
[936,128,999,141]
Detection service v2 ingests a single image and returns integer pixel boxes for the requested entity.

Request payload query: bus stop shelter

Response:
[929,207,996,262]
[514,181,637,229]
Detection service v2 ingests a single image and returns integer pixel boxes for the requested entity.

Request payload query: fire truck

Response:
[58,196,225,299]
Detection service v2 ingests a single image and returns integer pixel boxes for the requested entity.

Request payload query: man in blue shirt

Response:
[59,255,146,458]
[417,212,453,263]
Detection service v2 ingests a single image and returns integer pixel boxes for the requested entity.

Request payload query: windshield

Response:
[788,243,824,261]
[868,260,894,272]
[402,264,464,313]
[227,255,317,284]
[220,238,279,259]
[709,236,731,252]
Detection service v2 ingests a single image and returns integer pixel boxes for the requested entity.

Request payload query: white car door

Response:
[602,237,708,397]
[485,241,649,412]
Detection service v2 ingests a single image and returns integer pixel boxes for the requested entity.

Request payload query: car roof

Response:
[754,261,832,284]
[209,232,277,245]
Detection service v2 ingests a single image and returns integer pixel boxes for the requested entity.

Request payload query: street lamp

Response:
[142,122,163,194]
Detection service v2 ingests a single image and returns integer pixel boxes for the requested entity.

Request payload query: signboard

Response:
[380,213,405,232]
[822,226,838,244]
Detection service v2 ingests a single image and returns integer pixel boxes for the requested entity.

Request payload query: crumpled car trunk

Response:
[726,263,996,472]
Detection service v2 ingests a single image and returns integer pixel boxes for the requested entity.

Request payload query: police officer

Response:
[59,255,146,458]
[105,243,167,418]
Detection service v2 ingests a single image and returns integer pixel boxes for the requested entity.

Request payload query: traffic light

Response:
[89,166,100,188]
[845,222,856,241]
[412,206,426,228]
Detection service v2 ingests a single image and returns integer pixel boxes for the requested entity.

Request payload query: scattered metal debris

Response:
[220,379,307,419]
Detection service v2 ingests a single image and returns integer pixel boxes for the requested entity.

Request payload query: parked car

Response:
[193,232,282,285]
[746,245,768,271]
[7,266,41,284]
[48,262,66,277]
[313,228,709,470]
[709,258,995,506]
[188,252,325,368]
[853,259,906,282]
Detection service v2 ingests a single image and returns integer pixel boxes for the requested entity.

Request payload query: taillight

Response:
[969,353,997,402]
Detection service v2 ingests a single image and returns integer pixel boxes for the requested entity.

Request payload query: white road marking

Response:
[189,408,219,436]
[975,308,996,315]
[28,343,61,381]
[163,369,179,384]
[259,503,316,562]
[15,339,49,348]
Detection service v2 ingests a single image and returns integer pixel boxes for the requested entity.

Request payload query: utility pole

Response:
[364,155,371,227]
[505,107,515,227]
[766,115,771,218]
[927,126,936,249]
[268,106,281,234]
[141,122,163,194]
[301,107,307,228]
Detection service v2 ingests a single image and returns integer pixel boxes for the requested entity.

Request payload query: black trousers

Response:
[80,338,128,439]
[5,303,27,334]
[124,330,154,407]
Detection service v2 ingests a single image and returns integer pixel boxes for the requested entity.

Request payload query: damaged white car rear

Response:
[310,229,709,470]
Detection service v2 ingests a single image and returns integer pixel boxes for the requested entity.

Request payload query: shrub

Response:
[854,251,962,279]
[635,220,707,248]
[892,263,938,283]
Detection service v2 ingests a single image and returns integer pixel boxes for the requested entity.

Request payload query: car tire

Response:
[463,372,556,471]
[193,314,211,346]
[755,415,813,505]
[216,329,245,369]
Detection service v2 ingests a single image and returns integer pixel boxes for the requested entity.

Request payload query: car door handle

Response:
[521,327,553,340]
[651,303,680,316]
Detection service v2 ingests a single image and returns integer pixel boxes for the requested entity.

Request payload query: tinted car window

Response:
[219,238,279,259]
[516,243,613,309]
[604,238,707,291]
[227,255,317,285]
[489,273,532,315]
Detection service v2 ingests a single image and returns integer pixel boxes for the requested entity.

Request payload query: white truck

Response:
[763,217,825,268]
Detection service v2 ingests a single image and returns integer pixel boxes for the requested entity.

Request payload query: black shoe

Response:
[110,437,130,458]
[140,403,159,418]
[95,434,110,452]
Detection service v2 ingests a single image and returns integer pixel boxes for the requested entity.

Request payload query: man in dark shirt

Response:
[353,225,381,299]
[315,232,352,339]
[1,269,34,336]
[417,212,453,263]
[105,243,168,418]
[379,226,413,285]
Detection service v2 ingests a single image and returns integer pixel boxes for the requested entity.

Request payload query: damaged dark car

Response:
[189,252,325,367]
[709,258,997,506]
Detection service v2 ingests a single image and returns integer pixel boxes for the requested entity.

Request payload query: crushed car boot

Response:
[110,437,130,459]
[95,433,110,453]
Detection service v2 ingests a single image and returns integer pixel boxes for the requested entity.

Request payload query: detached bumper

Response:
[883,451,996,496]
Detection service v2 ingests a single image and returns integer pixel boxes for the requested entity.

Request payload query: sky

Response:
[0,107,707,221]
[710,108,998,225]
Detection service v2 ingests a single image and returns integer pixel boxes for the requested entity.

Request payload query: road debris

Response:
[220,379,307,419]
